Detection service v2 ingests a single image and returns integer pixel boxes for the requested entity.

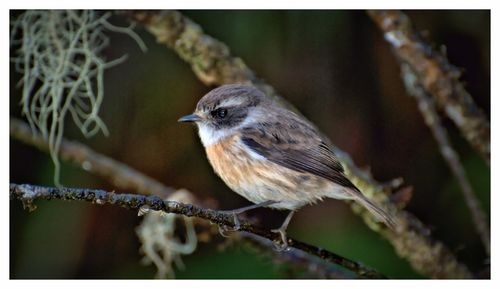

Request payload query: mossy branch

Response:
[367,10,490,165]
[368,10,489,257]
[401,63,490,255]
[10,183,386,279]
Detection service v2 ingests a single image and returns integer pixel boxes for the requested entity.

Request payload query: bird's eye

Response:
[212,108,228,118]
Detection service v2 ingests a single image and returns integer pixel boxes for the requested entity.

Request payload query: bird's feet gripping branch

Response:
[218,200,296,251]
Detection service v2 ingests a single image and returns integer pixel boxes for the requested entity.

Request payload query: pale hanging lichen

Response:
[136,189,198,279]
[10,10,146,185]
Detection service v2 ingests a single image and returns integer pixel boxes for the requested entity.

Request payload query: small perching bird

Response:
[179,84,396,247]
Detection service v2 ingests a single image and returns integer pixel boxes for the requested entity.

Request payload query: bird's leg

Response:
[271,210,295,251]
[219,200,278,232]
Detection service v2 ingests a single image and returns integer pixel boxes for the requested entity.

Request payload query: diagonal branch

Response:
[124,10,472,278]
[367,10,490,165]
[401,63,490,255]
[10,183,386,279]
[10,117,176,199]
[368,9,490,256]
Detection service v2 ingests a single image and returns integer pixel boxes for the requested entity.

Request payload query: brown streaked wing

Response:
[240,122,359,191]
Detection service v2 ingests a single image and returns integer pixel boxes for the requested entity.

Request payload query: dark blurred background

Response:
[10,10,490,279]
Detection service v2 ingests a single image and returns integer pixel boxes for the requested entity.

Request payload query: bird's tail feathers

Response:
[348,189,398,230]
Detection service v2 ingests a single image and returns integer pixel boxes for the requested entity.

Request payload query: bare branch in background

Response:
[401,63,490,255]
[125,10,472,278]
[367,9,490,256]
[11,117,176,200]
[10,183,387,279]
[367,10,490,165]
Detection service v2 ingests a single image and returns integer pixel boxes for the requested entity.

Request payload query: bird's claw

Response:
[218,213,241,238]
[271,228,289,252]
[232,214,241,230]
[218,225,233,237]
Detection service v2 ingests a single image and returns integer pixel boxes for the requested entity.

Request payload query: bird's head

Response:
[179,84,267,146]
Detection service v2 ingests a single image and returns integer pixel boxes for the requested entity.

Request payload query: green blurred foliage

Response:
[10,10,490,279]
[175,244,284,279]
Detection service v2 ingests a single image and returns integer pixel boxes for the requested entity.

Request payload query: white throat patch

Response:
[197,123,231,147]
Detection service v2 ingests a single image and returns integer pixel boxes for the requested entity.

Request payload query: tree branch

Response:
[367,10,490,165]
[401,63,490,255]
[10,183,386,279]
[125,10,472,278]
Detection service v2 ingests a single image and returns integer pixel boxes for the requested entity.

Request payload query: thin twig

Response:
[401,63,490,255]
[10,183,387,279]
[367,10,490,165]
[125,10,472,278]
[10,117,375,279]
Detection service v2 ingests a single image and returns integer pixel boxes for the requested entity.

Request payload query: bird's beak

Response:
[178,113,202,123]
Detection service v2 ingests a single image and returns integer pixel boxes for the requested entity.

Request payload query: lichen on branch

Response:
[10,10,146,185]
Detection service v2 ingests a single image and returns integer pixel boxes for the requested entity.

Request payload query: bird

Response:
[179,84,396,247]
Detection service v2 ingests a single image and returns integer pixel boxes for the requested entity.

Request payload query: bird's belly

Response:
[205,137,331,210]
